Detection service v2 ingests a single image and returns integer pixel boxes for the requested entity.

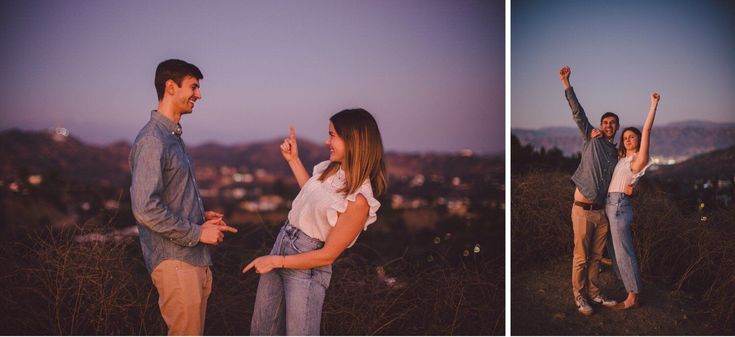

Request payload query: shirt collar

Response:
[150,110,183,136]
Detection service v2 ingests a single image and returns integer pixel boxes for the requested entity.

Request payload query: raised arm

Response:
[560,66,593,140]
[280,126,310,188]
[242,194,369,273]
[560,65,572,90]
[631,92,659,173]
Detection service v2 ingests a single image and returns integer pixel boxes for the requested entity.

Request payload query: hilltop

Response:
[511,150,735,334]
[651,144,735,180]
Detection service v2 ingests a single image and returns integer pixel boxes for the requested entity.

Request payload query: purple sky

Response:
[0,0,505,154]
[511,0,735,130]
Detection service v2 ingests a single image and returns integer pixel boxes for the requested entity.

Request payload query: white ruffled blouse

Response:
[608,153,652,193]
[287,160,381,247]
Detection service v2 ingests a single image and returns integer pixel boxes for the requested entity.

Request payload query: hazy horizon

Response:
[1,126,506,156]
[510,118,735,131]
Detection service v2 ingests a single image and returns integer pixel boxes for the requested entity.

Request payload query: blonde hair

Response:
[318,108,387,196]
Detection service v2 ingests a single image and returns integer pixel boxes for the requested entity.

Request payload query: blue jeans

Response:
[605,192,641,294]
[250,223,332,336]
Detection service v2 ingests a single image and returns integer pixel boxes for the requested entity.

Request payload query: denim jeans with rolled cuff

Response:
[605,192,641,294]
[250,223,332,336]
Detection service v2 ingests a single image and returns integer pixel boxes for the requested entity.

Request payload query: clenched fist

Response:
[559,66,571,80]
[559,66,571,89]
[650,92,660,105]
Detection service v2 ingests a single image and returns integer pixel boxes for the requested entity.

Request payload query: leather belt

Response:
[574,201,604,210]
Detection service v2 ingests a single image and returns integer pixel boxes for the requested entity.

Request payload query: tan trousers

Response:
[571,204,608,299]
[151,259,213,336]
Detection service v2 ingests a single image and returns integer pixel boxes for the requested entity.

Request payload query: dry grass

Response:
[323,254,503,335]
[0,220,503,335]
[512,170,735,331]
[511,169,575,267]
[0,225,161,335]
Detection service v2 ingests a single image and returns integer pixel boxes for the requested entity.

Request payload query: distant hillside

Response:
[512,120,735,158]
[186,140,327,177]
[0,129,131,187]
[651,144,735,180]
[0,129,325,186]
[0,129,500,186]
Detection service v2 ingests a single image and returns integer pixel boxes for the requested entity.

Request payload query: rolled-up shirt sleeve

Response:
[565,87,593,141]
[130,136,201,247]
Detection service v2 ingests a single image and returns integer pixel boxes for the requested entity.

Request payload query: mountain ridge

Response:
[512,120,735,157]
[0,129,502,187]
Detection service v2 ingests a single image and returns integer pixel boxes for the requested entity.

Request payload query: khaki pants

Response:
[571,204,608,299]
[151,260,213,336]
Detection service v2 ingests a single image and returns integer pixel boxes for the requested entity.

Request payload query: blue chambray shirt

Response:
[565,87,619,205]
[129,110,211,273]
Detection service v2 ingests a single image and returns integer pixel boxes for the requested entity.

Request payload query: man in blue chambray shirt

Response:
[559,65,619,316]
[130,59,238,335]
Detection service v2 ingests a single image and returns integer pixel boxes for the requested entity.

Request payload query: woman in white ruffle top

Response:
[592,92,660,310]
[243,108,387,335]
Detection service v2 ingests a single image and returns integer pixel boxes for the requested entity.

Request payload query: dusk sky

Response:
[0,0,505,154]
[512,0,735,130]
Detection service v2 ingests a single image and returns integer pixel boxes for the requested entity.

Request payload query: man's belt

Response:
[574,201,604,210]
